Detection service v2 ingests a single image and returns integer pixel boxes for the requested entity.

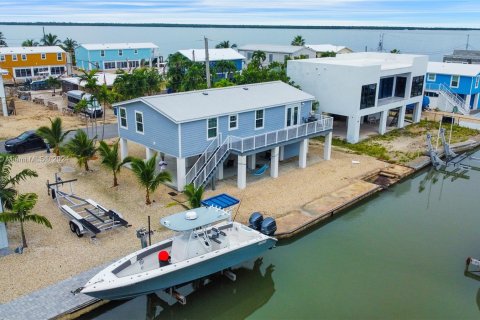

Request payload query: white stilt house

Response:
[114,81,333,190]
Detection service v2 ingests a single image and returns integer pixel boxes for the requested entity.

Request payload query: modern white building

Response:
[0,68,7,117]
[287,52,428,143]
[237,44,316,67]
[305,44,353,57]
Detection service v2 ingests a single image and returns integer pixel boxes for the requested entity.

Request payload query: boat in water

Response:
[81,206,277,300]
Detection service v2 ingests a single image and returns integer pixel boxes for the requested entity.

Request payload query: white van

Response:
[66,90,103,118]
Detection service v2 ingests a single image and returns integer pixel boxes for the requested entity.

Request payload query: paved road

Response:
[0,124,118,154]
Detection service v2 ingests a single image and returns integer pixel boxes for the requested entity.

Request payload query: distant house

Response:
[114,81,333,190]
[425,62,480,113]
[237,44,316,67]
[178,48,246,72]
[0,46,67,81]
[288,52,428,143]
[61,73,119,92]
[443,50,480,65]
[75,43,159,71]
[305,44,353,57]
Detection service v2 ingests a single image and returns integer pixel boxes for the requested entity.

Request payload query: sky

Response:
[0,0,479,28]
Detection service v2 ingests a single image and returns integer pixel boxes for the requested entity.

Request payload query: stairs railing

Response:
[438,83,470,115]
[185,134,222,185]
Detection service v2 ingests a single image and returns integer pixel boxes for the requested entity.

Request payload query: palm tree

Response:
[251,50,267,67]
[0,154,38,210]
[64,130,97,171]
[0,32,7,46]
[166,52,191,92]
[390,49,401,54]
[37,117,73,156]
[291,35,305,46]
[98,140,132,187]
[214,60,237,79]
[46,76,61,96]
[0,193,52,248]
[22,39,39,47]
[215,40,237,49]
[180,63,207,92]
[183,183,204,209]
[130,153,172,205]
[41,33,61,46]
[96,84,113,140]
[62,38,77,53]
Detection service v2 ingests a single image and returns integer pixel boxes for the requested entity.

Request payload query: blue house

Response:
[75,43,159,71]
[425,62,480,113]
[178,48,245,73]
[114,81,333,190]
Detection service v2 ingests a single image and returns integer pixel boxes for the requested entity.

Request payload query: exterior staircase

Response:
[185,116,334,188]
[437,83,470,115]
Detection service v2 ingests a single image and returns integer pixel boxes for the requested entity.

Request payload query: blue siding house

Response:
[178,48,245,73]
[425,62,480,112]
[114,81,333,190]
[75,43,159,71]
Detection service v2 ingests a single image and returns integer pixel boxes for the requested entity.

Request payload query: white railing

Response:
[187,116,334,187]
[425,83,469,115]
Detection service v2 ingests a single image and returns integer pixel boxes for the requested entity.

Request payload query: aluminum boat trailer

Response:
[47,173,130,238]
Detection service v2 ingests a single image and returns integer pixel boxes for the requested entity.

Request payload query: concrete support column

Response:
[217,162,224,180]
[248,154,256,170]
[176,157,186,191]
[397,105,406,129]
[299,138,308,168]
[323,132,332,161]
[465,94,472,109]
[279,146,285,161]
[120,138,128,161]
[145,147,154,160]
[270,147,279,178]
[412,102,422,123]
[237,155,247,189]
[0,76,7,117]
[378,110,388,135]
[347,115,361,143]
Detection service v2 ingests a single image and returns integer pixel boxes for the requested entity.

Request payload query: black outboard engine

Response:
[248,212,263,231]
[260,217,277,236]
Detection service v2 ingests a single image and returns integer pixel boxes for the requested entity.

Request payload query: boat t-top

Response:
[81,196,277,300]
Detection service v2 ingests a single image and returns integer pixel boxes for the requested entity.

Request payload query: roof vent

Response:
[243,87,249,90]
[202,92,208,95]
[185,211,198,220]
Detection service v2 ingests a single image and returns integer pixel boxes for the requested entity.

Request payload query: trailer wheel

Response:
[75,226,84,238]
[69,221,76,233]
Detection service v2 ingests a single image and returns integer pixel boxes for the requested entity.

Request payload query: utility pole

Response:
[204,37,211,88]
[42,26,45,40]
[466,34,470,50]
[377,33,384,52]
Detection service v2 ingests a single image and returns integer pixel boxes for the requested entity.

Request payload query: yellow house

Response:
[0,46,67,81]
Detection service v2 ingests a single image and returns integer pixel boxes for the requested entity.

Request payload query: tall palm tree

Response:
[251,50,266,67]
[183,183,204,209]
[62,37,77,53]
[0,193,52,248]
[291,35,305,46]
[41,33,61,46]
[0,32,7,46]
[22,39,39,47]
[96,84,113,140]
[215,40,237,49]
[0,154,38,210]
[98,140,132,187]
[46,76,61,96]
[214,60,237,79]
[37,117,73,156]
[64,130,97,171]
[130,153,172,205]
[390,49,401,54]
[166,52,191,92]
[79,70,100,134]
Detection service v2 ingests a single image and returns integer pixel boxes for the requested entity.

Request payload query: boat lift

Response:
[46,173,130,238]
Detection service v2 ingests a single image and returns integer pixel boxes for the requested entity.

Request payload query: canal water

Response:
[81,152,480,319]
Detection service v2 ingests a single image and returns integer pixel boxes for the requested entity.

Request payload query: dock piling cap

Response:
[158,250,169,261]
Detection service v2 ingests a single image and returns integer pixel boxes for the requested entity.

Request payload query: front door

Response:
[286,106,299,127]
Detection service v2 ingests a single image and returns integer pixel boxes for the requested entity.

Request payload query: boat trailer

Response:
[46,173,130,238]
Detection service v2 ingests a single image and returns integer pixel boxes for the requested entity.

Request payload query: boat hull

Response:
[84,237,276,300]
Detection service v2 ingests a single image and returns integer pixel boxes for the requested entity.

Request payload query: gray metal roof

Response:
[160,206,230,231]
[116,81,314,123]
[237,44,312,54]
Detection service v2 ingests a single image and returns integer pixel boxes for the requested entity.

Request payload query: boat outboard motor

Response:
[260,217,277,236]
[249,212,263,231]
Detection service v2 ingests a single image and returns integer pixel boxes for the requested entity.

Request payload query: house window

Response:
[100,50,105,57]
[118,49,123,56]
[104,61,116,70]
[255,109,264,129]
[395,76,407,98]
[450,75,460,88]
[427,73,436,81]
[411,75,425,97]
[228,114,238,130]
[476,76,480,88]
[41,53,46,60]
[134,49,138,54]
[135,111,144,133]
[50,66,65,75]
[119,107,127,128]
[268,53,273,63]
[247,52,253,60]
[0,55,4,62]
[128,60,139,68]
[286,106,299,127]
[207,118,218,139]
[379,77,394,99]
[33,67,49,76]
[14,68,32,78]
[57,53,63,61]
[21,54,27,61]
[12,54,17,61]
[116,61,128,69]
[360,84,377,109]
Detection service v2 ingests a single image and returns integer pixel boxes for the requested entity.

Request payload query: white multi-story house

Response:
[237,44,316,67]
[305,44,353,57]
[287,52,428,143]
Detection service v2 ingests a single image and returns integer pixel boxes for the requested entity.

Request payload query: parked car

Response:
[66,90,103,118]
[4,131,46,154]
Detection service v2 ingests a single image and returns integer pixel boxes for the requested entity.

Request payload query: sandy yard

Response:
[0,91,117,140]
[0,140,386,303]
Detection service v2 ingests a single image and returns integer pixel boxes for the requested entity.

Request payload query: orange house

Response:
[0,46,67,81]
